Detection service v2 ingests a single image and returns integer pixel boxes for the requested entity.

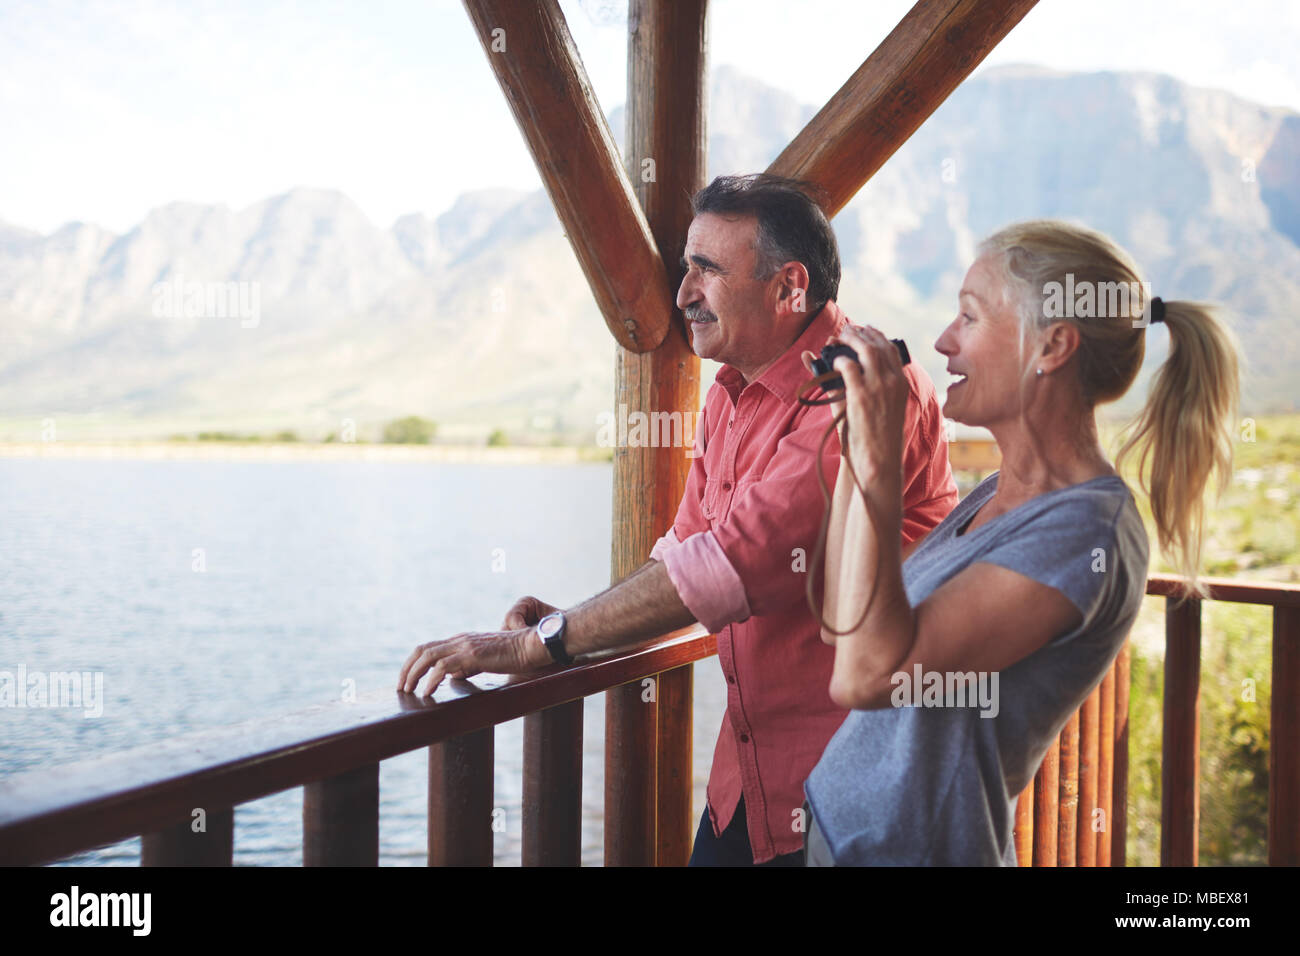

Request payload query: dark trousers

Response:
[687,796,805,867]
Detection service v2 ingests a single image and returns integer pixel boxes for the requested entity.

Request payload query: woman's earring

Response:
[1036,368,1043,377]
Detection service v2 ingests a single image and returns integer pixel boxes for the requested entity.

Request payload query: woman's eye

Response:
[962,312,975,324]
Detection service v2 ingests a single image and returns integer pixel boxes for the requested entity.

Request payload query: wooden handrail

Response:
[0,624,712,867]
[4,575,1296,867]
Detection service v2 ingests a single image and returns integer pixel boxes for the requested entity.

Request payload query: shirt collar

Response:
[715,299,849,406]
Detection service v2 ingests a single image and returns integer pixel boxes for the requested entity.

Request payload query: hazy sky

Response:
[3,0,1298,234]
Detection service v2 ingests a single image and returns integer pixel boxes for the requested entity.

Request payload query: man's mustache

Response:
[684,305,717,323]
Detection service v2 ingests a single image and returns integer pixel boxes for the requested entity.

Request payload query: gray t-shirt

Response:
[803,472,1148,865]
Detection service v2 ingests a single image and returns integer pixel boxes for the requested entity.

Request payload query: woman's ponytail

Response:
[1117,302,1240,597]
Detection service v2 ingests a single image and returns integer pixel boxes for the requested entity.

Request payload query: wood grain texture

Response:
[605,0,708,867]
[1269,606,1299,865]
[303,762,379,866]
[1161,597,1201,866]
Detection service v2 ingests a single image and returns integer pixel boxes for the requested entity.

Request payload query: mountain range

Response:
[1,63,1296,442]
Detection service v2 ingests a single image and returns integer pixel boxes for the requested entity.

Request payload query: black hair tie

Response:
[1149,297,1166,324]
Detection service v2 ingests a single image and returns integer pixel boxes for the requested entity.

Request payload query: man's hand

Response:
[501,595,560,630]
[397,627,550,697]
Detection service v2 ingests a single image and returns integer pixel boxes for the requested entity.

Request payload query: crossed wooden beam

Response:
[463,0,1039,353]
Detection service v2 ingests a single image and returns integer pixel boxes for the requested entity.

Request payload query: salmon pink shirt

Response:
[650,299,958,862]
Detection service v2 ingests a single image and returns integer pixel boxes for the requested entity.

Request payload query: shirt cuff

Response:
[661,530,752,633]
[649,527,681,562]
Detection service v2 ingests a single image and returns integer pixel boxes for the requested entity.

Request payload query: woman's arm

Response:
[822,326,1081,709]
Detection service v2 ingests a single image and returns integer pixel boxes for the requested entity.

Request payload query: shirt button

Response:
[722,481,731,491]
[739,733,750,744]
[727,675,735,684]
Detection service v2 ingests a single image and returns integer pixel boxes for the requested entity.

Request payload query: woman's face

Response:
[934,256,1034,428]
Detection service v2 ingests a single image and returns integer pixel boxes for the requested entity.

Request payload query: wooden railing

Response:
[1012,573,1300,866]
[2,576,1296,866]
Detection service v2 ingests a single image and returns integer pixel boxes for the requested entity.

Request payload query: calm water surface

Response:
[0,458,726,865]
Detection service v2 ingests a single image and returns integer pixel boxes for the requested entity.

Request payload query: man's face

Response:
[676,213,781,372]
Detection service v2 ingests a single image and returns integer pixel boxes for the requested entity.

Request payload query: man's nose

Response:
[676,271,698,311]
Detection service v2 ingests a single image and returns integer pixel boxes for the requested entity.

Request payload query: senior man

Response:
[398,174,958,866]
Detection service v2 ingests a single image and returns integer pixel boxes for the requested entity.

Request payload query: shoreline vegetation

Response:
[0,440,614,464]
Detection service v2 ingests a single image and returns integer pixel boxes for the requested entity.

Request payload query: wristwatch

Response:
[535,611,574,665]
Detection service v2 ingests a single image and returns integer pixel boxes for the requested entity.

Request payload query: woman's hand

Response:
[829,324,909,497]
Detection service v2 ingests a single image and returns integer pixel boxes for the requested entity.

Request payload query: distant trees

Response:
[487,428,508,447]
[382,415,436,444]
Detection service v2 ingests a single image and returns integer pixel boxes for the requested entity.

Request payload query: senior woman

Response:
[801,219,1239,865]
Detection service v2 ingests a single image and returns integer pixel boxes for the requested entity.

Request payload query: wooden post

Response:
[428,728,494,866]
[1077,684,1101,866]
[1032,739,1059,866]
[1269,606,1300,865]
[606,0,707,867]
[1162,596,1201,866]
[142,806,233,866]
[1013,784,1033,866]
[1057,711,1079,866]
[768,0,1039,216]
[1112,641,1131,866]
[303,763,379,866]
[522,701,583,866]
[1096,665,1116,866]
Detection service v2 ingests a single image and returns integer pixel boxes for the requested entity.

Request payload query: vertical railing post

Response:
[1057,711,1079,866]
[523,701,583,866]
[1032,740,1060,866]
[1270,605,1300,865]
[1162,596,1201,866]
[303,763,379,866]
[1112,641,1131,865]
[1013,783,1034,866]
[607,0,708,867]
[655,664,694,865]
[142,806,234,865]
[428,728,494,866]
[1077,684,1101,866]
[1096,665,1116,866]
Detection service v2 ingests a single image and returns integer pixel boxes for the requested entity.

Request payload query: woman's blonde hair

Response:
[977,219,1240,596]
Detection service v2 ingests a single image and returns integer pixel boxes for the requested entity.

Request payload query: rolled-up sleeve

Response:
[661,530,752,633]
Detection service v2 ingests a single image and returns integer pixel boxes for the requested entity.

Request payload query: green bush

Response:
[382,416,436,444]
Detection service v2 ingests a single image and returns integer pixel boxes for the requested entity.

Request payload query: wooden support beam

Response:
[303,762,379,866]
[522,700,583,866]
[141,806,233,866]
[462,0,673,352]
[768,0,1039,217]
[1269,606,1300,865]
[605,0,708,867]
[1161,597,1201,866]
[428,728,494,866]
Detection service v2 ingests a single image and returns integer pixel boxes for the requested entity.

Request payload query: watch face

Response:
[537,613,562,639]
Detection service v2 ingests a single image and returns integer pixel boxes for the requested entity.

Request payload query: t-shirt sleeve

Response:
[973,492,1129,631]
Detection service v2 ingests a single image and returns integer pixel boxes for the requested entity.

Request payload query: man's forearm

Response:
[562,559,697,657]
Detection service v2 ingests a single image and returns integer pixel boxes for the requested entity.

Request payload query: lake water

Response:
[0,457,727,865]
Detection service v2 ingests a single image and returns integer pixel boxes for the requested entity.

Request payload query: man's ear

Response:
[1038,321,1081,374]
[774,261,812,318]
